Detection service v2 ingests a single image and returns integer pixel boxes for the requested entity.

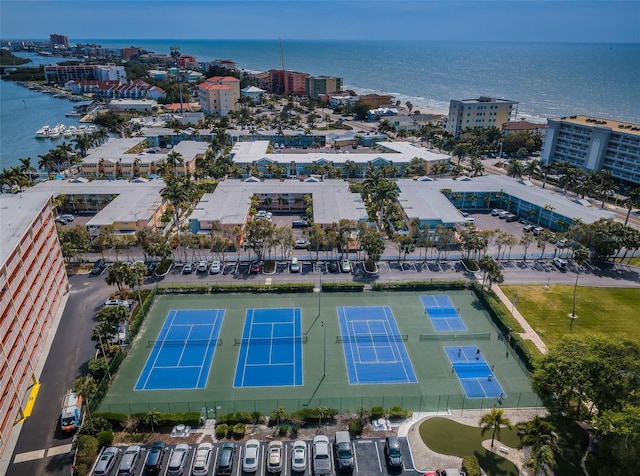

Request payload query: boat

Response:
[65,111,82,117]
[35,125,51,138]
[48,124,66,139]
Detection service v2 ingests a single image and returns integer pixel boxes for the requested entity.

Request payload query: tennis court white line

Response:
[243,362,294,367]
[382,307,412,381]
[239,308,256,387]
[195,311,221,387]
[140,309,178,389]
[152,365,204,369]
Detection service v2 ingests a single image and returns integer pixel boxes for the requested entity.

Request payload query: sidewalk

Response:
[492,284,548,354]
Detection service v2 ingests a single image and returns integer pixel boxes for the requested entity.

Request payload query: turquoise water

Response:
[2,40,639,170]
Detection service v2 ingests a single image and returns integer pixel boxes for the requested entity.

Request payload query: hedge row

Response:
[470,282,535,371]
[158,283,315,294]
[321,282,364,292]
[371,280,469,291]
[92,411,201,431]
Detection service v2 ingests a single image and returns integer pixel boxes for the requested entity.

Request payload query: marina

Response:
[34,123,97,139]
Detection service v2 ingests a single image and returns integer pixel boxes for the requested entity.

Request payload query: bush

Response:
[215,424,228,439]
[232,423,246,438]
[132,411,200,431]
[279,425,289,437]
[371,406,385,420]
[372,280,469,291]
[78,416,112,437]
[387,406,412,420]
[251,411,264,424]
[97,429,114,448]
[291,407,338,424]
[462,258,480,272]
[75,435,99,476]
[321,282,365,292]
[92,413,127,431]
[462,455,482,476]
[217,411,253,425]
[348,418,364,436]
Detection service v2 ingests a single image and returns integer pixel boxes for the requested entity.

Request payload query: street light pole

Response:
[321,321,326,378]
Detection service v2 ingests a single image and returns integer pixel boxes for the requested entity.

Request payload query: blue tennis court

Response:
[444,346,505,399]
[233,308,303,388]
[135,309,224,391]
[338,306,417,385]
[421,295,467,332]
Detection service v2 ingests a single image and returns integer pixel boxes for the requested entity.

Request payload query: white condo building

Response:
[444,96,518,139]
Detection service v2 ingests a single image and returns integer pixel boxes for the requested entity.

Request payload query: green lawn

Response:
[500,285,640,347]
[419,415,588,476]
[419,417,520,475]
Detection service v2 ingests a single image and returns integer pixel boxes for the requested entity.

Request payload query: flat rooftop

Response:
[552,115,640,137]
[82,138,209,164]
[190,179,367,226]
[0,192,52,265]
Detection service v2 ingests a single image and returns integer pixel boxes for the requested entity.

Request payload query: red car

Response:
[249,262,262,274]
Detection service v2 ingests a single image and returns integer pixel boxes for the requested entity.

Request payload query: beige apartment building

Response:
[0,192,69,456]
[445,96,518,139]
[198,76,241,117]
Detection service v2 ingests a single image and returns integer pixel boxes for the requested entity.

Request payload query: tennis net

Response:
[336,334,408,343]
[419,332,491,341]
[234,336,308,346]
[147,339,222,347]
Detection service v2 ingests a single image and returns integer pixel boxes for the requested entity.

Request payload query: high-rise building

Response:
[44,64,126,85]
[541,115,640,186]
[198,76,241,117]
[0,192,69,456]
[49,33,69,50]
[267,69,309,96]
[444,96,518,139]
[305,75,343,98]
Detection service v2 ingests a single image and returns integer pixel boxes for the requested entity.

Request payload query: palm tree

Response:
[371,180,399,229]
[145,408,163,434]
[518,416,559,476]
[105,261,131,297]
[73,375,98,418]
[126,261,147,306]
[570,246,590,328]
[479,408,513,449]
[165,150,184,177]
[506,160,524,178]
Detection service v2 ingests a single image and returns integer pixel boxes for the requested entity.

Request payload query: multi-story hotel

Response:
[444,96,518,139]
[541,115,640,186]
[44,63,126,86]
[267,69,309,96]
[198,76,241,117]
[305,75,343,98]
[0,192,69,456]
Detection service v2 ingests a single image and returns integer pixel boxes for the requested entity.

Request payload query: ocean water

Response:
[1,40,639,170]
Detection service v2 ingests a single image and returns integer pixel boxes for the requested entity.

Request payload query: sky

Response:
[1,0,639,43]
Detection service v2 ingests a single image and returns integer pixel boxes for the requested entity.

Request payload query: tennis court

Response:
[233,308,303,388]
[135,309,224,391]
[421,295,468,332]
[445,345,505,399]
[337,306,417,385]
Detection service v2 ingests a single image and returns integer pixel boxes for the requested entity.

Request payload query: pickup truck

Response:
[312,435,331,476]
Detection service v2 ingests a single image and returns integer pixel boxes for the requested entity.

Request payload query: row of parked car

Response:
[91,434,409,476]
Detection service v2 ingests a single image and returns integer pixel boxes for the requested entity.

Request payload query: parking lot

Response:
[91,436,418,476]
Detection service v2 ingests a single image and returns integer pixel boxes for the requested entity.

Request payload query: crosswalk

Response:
[13,444,72,463]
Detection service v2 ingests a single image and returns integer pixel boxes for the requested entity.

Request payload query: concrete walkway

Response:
[492,284,548,354]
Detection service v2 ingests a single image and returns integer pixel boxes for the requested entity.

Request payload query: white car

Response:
[104,298,130,308]
[290,257,300,273]
[291,440,307,473]
[196,260,208,273]
[167,443,189,476]
[294,239,308,249]
[266,440,283,473]
[191,442,213,476]
[552,257,568,271]
[209,260,221,274]
[341,259,351,273]
[243,439,260,473]
[182,262,194,274]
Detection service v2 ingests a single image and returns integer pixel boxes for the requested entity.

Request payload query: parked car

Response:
[334,431,354,472]
[145,262,157,276]
[291,440,307,473]
[341,259,351,273]
[505,214,517,222]
[327,261,340,273]
[312,435,331,476]
[196,260,209,273]
[54,216,69,224]
[60,214,75,222]
[104,298,130,308]
[144,441,166,474]
[266,440,283,473]
[192,442,213,476]
[533,226,545,236]
[498,211,511,219]
[384,436,403,469]
[491,208,503,216]
[243,439,260,473]
[117,445,141,476]
[249,262,262,275]
[93,446,120,476]
[292,219,309,228]
[216,443,236,476]
[523,224,535,232]
[209,261,221,274]
[295,239,308,249]
[182,262,194,274]
[167,443,190,475]
[552,257,568,271]
[290,257,300,273]
[91,258,106,274]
